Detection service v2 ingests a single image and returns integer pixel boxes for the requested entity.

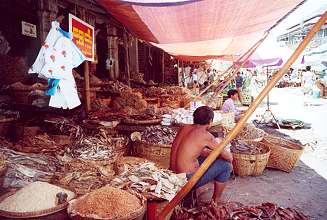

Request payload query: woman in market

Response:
[170,106,233,204]
[221,89,244,121]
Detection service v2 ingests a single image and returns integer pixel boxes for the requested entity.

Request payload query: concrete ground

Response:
[198,87,327,219]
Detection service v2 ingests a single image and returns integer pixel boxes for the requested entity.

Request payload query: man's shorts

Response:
[186,156,232,189]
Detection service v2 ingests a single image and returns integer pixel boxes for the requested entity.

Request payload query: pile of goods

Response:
[0,182,75,213]
[231,140,267,155]
[145,86,167,97]
[233,124,266,141]
[112,88,148,115]
[68,132,128,161]
[0,106,19,121]
[43,116,83,139]
[173,202,309,220]
[131,72,146,84]
[54,159,114,195]
[100,81,129,94]
[110,161,187,201]
[0,148,58,188]
[277,119,305,129]
[171,108,194,124]
[164,86,190,96]
[68,186,145,219]
[141,125,178,145]
[13,133,63,154]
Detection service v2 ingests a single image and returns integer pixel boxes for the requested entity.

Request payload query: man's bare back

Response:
[175,125,218,173]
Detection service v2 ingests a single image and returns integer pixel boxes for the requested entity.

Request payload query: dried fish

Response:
[141,125,178,145]
[231,140,267,155]
[110,161,187,201]
[173,202,310,220]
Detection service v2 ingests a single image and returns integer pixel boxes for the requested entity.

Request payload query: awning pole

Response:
[199,32,268,97]
[158,10,327,220]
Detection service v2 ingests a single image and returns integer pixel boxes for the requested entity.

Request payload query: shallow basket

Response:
[234,125,266,142]
[0,188,75,219]
[232,142,271,176]
[261,135,304,172]
[68,189,146,220]
[134,140,171,169]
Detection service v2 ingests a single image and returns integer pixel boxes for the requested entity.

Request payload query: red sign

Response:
[69,14,94,61]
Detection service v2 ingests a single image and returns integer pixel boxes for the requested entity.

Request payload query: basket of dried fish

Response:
[261,135,304,172]
[231,141,270,176]
[114,156,150,175]
[134,126,177,168]
[68,186,146,220]
[206,95,223,110]
[110,161,187,201]
[231,124,266,142]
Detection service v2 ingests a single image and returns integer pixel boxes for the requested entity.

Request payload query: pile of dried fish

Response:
[13,133,63,154]
[43,116,83,139]
[131,72,146,84]
[54,159,114,195]
[145,86,167,97]
[164,86,189,96]
[173,202,309,220]
[234,124,266,141]
[112,88,148,115]
[0,148,58,188]
[231,140,267,155]
[110,162,186,201]
[141,125,178,145]
[101,81,129,94]
[68,132,128,160]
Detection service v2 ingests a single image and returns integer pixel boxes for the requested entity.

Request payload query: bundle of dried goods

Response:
[231,140,268,155]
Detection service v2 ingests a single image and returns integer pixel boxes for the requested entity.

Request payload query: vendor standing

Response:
[170,106,233,204]
[302,66,316,105]
[222,89,244,121]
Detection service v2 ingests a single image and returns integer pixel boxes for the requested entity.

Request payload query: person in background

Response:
[302,66,316,105]
[234,72,244,103]
[170,106,233,204]
[222,89,244,121]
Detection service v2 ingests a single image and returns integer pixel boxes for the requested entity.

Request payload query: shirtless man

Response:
[170,106,233,203]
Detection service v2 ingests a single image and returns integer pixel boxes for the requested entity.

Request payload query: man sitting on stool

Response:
[170,106,233,204]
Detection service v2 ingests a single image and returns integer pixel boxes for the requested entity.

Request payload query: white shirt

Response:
[302,71,315,87]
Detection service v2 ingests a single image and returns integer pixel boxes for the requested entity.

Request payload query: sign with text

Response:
[69,14,94,61]
[22,21,37,38]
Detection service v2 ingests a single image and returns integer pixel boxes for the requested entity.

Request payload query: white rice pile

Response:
[0,181,75,212]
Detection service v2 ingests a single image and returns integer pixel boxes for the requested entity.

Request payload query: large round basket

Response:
[232,142,270,177]
[0,189,75,219]
[261,135,304,172]
[233,125,266,142]
[134,140,171,169]
[68,189,146,220]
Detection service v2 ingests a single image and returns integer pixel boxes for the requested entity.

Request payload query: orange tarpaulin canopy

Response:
[98,0,303,61]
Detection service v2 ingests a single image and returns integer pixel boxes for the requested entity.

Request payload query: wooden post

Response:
[123,29,131,86]
[162,51,165,83]
[84,61,91,112]
[158,10,327,220]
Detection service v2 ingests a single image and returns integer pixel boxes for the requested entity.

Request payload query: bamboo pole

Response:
[158,10,327,220]
[162,51,165,83]
[199,32,268,97]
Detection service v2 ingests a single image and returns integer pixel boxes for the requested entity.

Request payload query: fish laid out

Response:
[110,162,186,201]
[141,125,177,145]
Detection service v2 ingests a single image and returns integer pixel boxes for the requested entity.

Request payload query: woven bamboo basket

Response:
[0,187,75,219]
[134,140,171,169]
[232,142,270,176]
[207,96,223,110]
[68,189,146,220]
[230,125,266,142]
[261,135,304,172]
